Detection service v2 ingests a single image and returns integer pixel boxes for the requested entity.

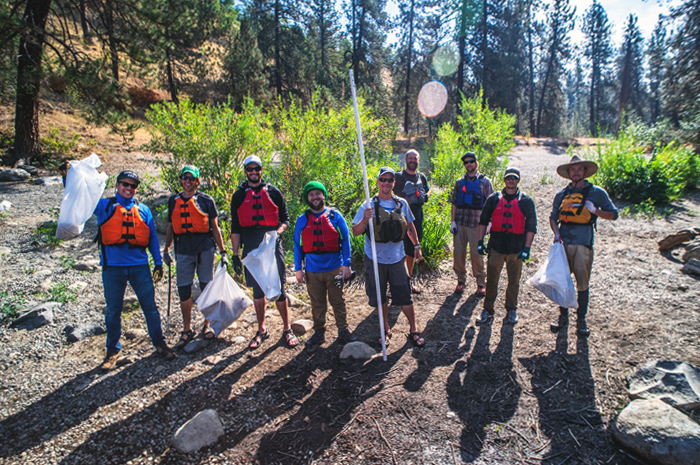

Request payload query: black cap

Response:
[504,167,520,179]
[461,152,477,163]
[116,170,140,185]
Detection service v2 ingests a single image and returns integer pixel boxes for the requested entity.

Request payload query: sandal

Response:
[378,331,392,347]
[477,286,486,297]
[454,283,466,293]
[202,325,216,340]
[174,329,195,349]
[282,329,299,348]
[408,331,425,348]
[248,330,269,350]
[411,285,422,294]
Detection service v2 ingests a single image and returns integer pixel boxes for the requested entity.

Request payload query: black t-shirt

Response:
[167,192,218,255]
[479,189,537,255]
[393,170,429,224]
[229,180,290,257]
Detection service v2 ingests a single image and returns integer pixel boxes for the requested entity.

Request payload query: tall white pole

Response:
[349,69,387,361]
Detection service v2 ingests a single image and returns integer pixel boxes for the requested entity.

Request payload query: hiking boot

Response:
[577,318,590,337]
[476,285,486,297]
[305,331,326,352]
[504,310,518,325]
[156,343,177,361]
[475,310,494,326]
[100,351,121,371]
[338,328,357,344]
[550,308,569,333]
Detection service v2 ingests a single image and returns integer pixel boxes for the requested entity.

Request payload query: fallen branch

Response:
[568,428,581,447]
[543,380,562,394]
[494,422,530,444]
[373,418,398,465]
[557,452,574,465]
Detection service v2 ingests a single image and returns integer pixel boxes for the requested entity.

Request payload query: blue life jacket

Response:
[456,174,485,209]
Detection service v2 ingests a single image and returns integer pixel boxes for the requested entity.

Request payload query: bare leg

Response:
[405,256,415,277]
[254,297,267,333]
[276,298,291,331]
[180,298,193,332]
[401,304,418,333]
[381,301,390,333]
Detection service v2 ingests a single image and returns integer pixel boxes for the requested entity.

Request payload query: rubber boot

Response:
[550,307,569,333]
[576,290,590,337]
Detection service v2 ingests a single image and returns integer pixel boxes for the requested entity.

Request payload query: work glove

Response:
[163,250,173,266]
[450,221,457,235]
[153,265,164,284]
[585,200,596,214]
[220,250,229,267]
[518,247,531,261]
[231,256,243,275]
[477,240,486,255]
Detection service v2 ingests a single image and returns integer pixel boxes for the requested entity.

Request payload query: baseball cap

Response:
[243,155,263,168]
[461,152,477,163]
[504,167,520,179]
[180,165,200,178]
[378,167,395,178]
[116,170,140,185]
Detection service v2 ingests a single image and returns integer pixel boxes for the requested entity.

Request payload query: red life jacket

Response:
[172,193,210,235]
[99,199,150,247]
[490,192,525,234]
[301,209,340,254]
[237,185,279,228]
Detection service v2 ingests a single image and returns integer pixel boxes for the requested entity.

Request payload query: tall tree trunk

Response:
[403,1,414,135]
[165,47,179,104]
[481,0,487,106]
[319,1,326,68]
[104,0,119,82]
[13,0,52,164]
[617,42,633,133]
[526,1,535,134]
[79,0,91,43]
[274,0,282,96]
[589,63,596,135]
[457,0,469,98]
[536,39,558,137]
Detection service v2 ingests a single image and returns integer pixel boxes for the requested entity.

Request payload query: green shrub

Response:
[49,281,77,303]
[0,291,26,319]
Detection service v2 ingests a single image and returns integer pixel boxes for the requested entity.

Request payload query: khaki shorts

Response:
[564,244,594,291]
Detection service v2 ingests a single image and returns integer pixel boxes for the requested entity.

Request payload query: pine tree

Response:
[666,0,700,124]
[226,18,271,108]
[582,0,612,135]
[646,16,667,124]
[616,14,647,130]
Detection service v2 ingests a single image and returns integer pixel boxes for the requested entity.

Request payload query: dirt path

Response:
[0,143,699,464]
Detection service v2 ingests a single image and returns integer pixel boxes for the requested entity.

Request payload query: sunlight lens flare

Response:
[432,44,459,76]
[417,81,448,118]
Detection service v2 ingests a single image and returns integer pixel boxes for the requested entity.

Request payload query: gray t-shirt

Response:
[353,196,415,264]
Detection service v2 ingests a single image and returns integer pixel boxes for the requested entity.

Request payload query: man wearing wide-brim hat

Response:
[550,155,619,337]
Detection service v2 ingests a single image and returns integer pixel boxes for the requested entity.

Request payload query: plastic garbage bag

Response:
[241,231,281,301]
[56,153,108,239]
[526,242,578,309]
[196,264,253,336]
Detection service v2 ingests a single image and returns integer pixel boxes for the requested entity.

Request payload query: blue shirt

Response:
[94,193,162,267]
[294,207,351,273]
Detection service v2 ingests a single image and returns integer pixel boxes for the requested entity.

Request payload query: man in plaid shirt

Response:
[450,152,494,295]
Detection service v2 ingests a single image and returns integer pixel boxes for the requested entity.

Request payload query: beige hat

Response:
[556,155,598,180]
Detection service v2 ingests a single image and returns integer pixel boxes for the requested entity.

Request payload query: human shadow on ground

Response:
[403,292,480,392]
[0,339,231,458]
[519,330,608,463]
[447,322,521,462]
[57,305,410,464]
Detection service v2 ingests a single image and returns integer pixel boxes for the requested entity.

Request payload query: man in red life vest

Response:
[450,152,494,295]
[163,165,228,348]
[94,170,175,370]
[476,168,537,326]
[229,155,298,349]
[293,181,356,352]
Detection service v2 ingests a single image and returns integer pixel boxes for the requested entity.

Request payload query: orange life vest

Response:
[558,184,596,225]
[238,186,279,228]
[491,192,526,234]
[172,193,210,235]
[99,199,150,247]
[301,209,340,254]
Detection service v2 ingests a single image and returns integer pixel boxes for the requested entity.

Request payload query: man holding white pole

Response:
[352,167,426,348]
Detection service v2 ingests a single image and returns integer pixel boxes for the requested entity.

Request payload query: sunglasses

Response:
[463,160,476,164]
[245,166,262,172]
[180,175,196,181]
[504,176,519,181]
[119,181,138,189]
[378,177,395,183]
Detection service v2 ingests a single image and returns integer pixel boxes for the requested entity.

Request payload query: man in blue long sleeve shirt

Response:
[93,170,175,370]
[294,182,356,351]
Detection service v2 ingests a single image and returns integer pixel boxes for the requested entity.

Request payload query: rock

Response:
[172,409,225,453]
[683,239,700,263]
[73,259,100,272]
[183,339,211,354]
[232,336,246,344]
[37,278,53,293]
[0,169,30,182]
[291,319,313,335]
[122,296,140,311]
[10,302,61,330]
[0,200,11,212]
[124,329,148,340]
[16,164,38,176]
[203,355,223,365]
[0,247,11,256]
[681,259,700,277]
[65,323,105,342]
[286,294,305,308]
[34,269,52,277]
[285,276,296,285]
[69,281,88,291]
[629,360,700,410]
[340,341,376,360]
[658,228,700,251]
[612,398,700,465]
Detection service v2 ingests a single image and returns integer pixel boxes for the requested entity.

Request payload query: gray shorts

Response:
[364,255,413,307]
[176,248,215,287]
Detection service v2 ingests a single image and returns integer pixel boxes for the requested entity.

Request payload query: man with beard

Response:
[229,155,298,349]
[293,181,356,352]
[352,167,426,347]
[549,155,618,337]
[450,151,494,295]
[393,149,430,294]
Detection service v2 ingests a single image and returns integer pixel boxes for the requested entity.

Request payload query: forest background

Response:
[1,0,699,266]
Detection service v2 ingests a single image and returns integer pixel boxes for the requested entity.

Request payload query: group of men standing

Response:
[90,146,617,370]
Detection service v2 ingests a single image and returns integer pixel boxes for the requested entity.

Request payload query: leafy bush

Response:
[49,281,77,304]
[431,89,514,189]
[0,291,26,319]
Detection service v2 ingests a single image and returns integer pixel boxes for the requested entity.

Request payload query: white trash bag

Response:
[526,242,578,309]
[56,153,108,239]
[196,264,253,336]
[241,231,281,301]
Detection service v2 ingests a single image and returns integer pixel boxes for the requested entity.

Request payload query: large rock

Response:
[183,339,211,354]
[171,409,225,453]
[0,169,30,182]
[683,239,700,263]
[612,398,700,465]
[629,360,700,410]
[73,259,101,272]
[0,200,11,212]
[291,319,313,335]
[340,341,376,360]
[286,293,305,308]
[65,322,105,342]
[658,228,700,251]
[16,164,38,176]
[681,259,700,277]
[10,302,61,330]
